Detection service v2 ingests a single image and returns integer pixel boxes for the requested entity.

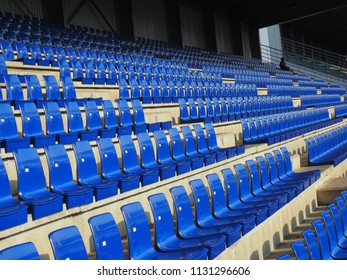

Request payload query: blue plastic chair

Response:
[84,100,109,138]
[168,128,191,175]
[4,74,25,108]
[45,144,94,208]
[73,141,118,201]
[13,148,63,220]
[0,156,28,230]
[101,100,118,138]
[1,40,14,60]
[291,240,310,260]
[131,99,147,134]
[121,201,208,260]
[19,102,56,148]
[204,123,227,162]
[88,213,124,260]
[312,219,334,260]
[277,254,291,260]
[49,226,89,260]
[192,124,216,165]
[302,229,322,260]
[0,103,31,152]
[181,125,204,170]
[30,44,49,66]
[116,100,133,135]
[327,204,347,249]
[42,75,65,107]
[61,76,85,105]
[24,74,46,108]
[0,242,40,260]
[169,185,242,247]
[97,137,140,193]
[148,192,226,259]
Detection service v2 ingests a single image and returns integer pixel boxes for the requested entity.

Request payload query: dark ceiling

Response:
[181,0,347,54]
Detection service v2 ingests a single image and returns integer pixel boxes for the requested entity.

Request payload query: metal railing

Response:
[260,43,347,88]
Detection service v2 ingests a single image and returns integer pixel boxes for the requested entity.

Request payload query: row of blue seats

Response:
[301,94,342,107]
[267,85,317,96]
[235,75,293,88]
[298,80,330,89]
[179,96,295,124]
[334,104,347,118]
[241,108,338,145]
[0,123,240,227]
[321,87,347,95]
[0,99,168,152]
[305,125,347,167]
[278,192,347,260]
[0,146,319,259]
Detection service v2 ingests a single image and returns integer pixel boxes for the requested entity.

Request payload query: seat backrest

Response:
[0,242,40,260]
[0,103,19,140]
[181,125,198,157]
[291,240,310,260]
[65,102,84,133]
[328,203,345,241]
[189,179,214,222]
[137,132,157,169]
[43,75,61,100]
[168,128,186,161]
[0,156,20,208]
[153,130,172,164]
[320,211,338,249]
[178,98,189,121]
[61,76,77,99]
[49,226,88,260]
[312,219,332,260]
[14,42,29,59]
[29,44,42,60]
[120,201,154,259]
[335,196,347,233]
[302,229,321,260]
[45,144,75,192]
[58,59,71,78]
[1,40,14,60]
[118,135,140,173]
[97,138,122,179]
[220,168,242,207]
[72,60,83,80]
[101,100,118,130]
[204,123,219,150]
[43,102,65,135]
[19,102,44,137]
[13,148,48,200]
[73,141,100,183]
[192,124,209,154]
[117,99,133,127]
[206,172,229,214]
[4,74,24,101]
[84,100,102,131]
[25,75,44,101]
[131,99,146,126]
[88,213,124,260]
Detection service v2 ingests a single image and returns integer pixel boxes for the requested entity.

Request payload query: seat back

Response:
[118,135,140,173]
[14,42,29,59]
[335,196,347,233]
[19,102,44,137]
[13,148,48,200]
[192,124,209,154]
[153,130,173,165]
[168,128,186,161]
[117,99,133,128]
[97,138,122,179]
[291,240,310,260]
[181,126,198,157]
[328,203,345,241]
[0,242,40,260]
[43,102,65,135]
[49,226,88,260]
[204,123,219,151]
[88,213,124,260]
[84,100,102,131]
[25,75,43,101]
[0,103,19,140]
[4,74,24,101]
[320,211,338,249]
[220,168,242,207]
[131,99,146,127]
[61,76,77,99]
[43,75,61,100]
[45,144,74,192]
[73,141,99,183]
[312,219,332,260]
[302,229,321,260]
[121,201,154,259]
[1,40,14,60]
[137,132,157,168]
[189,179,214,222]
[65,102,84,133]
[29,44,42,60]
[101,100,118,130]
[206,173,229,214]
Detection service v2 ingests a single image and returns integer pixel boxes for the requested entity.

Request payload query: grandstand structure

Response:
[1,0,347,261]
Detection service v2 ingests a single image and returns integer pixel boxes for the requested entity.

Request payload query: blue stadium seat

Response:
[42,75,65,107]
[204,123,227,162]
[0,156,28,230]
[58,59,71,78]
[45,144,94,208]
[181,125,204,170]
[148,192,226,259]
[88,213,124,260]
[97,137,140,192]
[73,141,118,201]
[14,42,34,64]
[168,128,191,175]
[302,229,322,260]
[312,219,334,260]
[291,240,310,260]
[42,45,58,66]
[100,100,118,138]
[192,124,216,165]
[131,99,147,134]
[84,100,109,138]
[0,242,40,260]
[49,226,88,260]
[169,186,242,247]
[83,61,95,84]
[24,74,47,108]
[19,102,56,148]
[0,103,31,152]
[327,204,347,249]
[116,100,133,135]
[13,148,63,220]
[1,40,15,60]
[61,76,85,106]
[0,54,8,82]
[30,44,50,66]
[4,74,26,108]
[121,201,208,260]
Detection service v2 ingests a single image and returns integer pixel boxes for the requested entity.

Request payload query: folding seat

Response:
[116,99,133,135]
[327,203,347,249]
[181,125,204,170]
[121,201,208,260]
[49,226,88,260]
[73,141,118,201]
[204,123,227,162]
[178,98,190,123]
[84,100,112,138]
[55,47,67,61]
[61,76,92,106]
[19,102,56,148]
[101,100,118,138]
[42,45,58,67]
[118,134,158,187]
[0,40,15,60]
[97,137,140,193]
[24,74,48,108]
[4,74,27,109]
[83,61,95,84]
[106,63,117,85]
[72,60,84,80]
[148,193,226,259]
[13,148,63,220]
[219,97,229,122]
[45,144,94,208]
[88,213,124,260]
[151,83,163,104]
[168,128,191,175]
[29,44,49,66]
[0,54,8,82]
[42,75,66,107]
[65,101,98,141]
[137,132,160,183]
[131,99,147,134]
[0,156,28,231]
[192,123,216,165]
[14,42,34,65]
[204,97,216,122]
[212,97,222,123]
[119,79,130,100]
[169,186,242,247]
[190,178,256,235]
[0,103,31,152]
[94,62,106,85]
[0,242,40,260]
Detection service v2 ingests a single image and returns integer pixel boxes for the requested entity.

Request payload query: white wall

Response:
[131,0,168,42]
[259,24,282,63]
